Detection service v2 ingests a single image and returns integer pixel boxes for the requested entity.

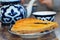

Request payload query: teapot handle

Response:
[26,0,36,18]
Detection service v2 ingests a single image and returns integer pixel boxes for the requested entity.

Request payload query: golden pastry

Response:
[11,18,58,34]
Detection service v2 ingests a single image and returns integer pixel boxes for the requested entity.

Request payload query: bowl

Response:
[32,11,56,21]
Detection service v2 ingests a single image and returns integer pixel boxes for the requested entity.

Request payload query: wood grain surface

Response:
[0,24,58,40]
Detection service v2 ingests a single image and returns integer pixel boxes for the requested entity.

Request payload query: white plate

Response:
[8,29,54,38]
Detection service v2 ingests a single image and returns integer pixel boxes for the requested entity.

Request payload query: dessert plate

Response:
[8,25,53,38]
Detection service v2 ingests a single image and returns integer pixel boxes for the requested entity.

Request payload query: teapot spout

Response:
[26,0,36,18]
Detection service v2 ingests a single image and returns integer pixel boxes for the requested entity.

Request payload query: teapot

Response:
[1,0,36,24]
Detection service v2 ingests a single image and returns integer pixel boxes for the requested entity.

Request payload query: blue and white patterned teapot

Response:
[1,0,36,24]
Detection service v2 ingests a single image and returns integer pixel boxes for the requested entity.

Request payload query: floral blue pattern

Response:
[34,15,55,22]
[37,16,55,21]
[1,4,26,24]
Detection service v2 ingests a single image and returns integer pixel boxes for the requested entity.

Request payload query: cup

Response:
[32,11,56,21]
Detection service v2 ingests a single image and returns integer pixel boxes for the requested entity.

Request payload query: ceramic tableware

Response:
[33,11,56,21]
[1,0,36,24]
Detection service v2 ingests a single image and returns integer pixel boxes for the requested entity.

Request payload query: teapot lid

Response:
[0,0,20,2]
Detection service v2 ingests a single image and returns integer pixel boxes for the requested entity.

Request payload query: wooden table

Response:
[0,25,58,40]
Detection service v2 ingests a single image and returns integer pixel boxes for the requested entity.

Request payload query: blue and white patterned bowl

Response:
[1,4,27,24]
[33,11,56,21]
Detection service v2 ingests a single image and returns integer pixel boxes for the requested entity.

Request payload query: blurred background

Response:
[0,0,60,40]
